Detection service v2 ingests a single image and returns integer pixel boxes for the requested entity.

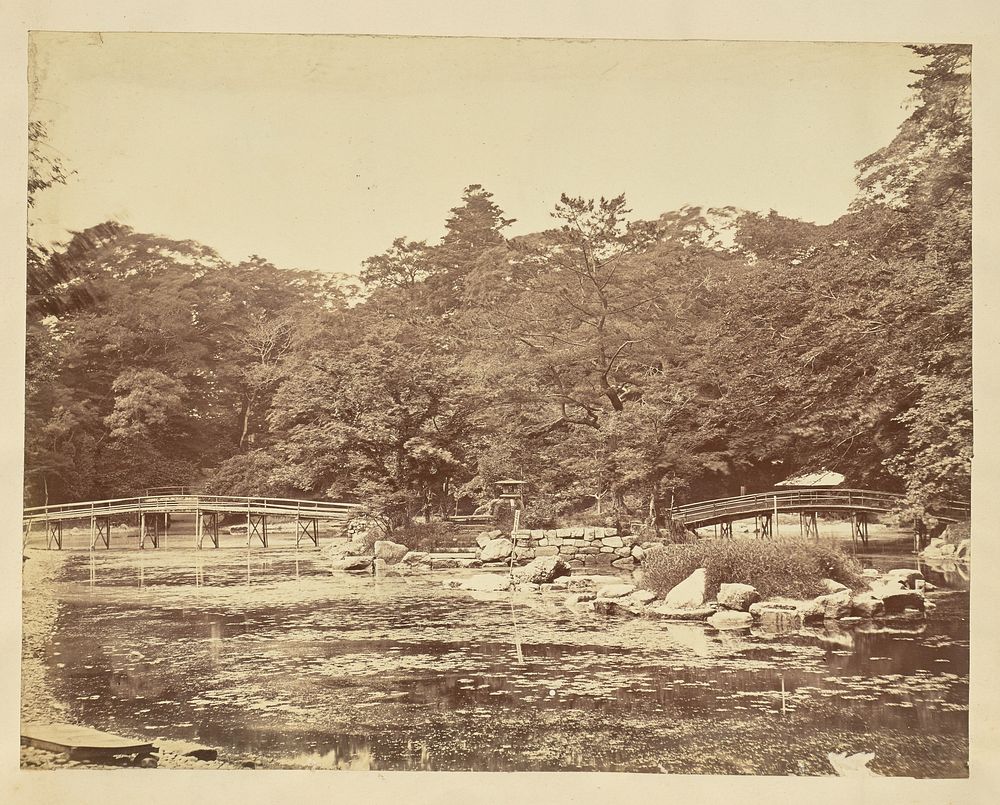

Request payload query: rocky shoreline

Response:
[324,529,949,633]
[433,559,941,631]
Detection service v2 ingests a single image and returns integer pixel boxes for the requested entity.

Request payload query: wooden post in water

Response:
[508,509,521,579]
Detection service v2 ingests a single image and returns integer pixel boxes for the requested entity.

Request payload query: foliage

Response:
[640,538,864,600]
[360,237,433,289]
[24,46,971,525]
[23,223,344,505]
[390,521,454,552]
[262,318,484,527]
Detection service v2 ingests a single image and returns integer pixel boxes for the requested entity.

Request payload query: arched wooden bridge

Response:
[668,488,969,543]
[22,494,363,550]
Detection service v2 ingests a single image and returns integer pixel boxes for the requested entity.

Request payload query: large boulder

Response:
[749,601,797,619]
[878,588,925,615]
[717,583,761,612]
[707,611,753,630]
[814,588,853,620]
[400,551,430,565]
[850,592,885,619]
[476,533,493,549]
[884,569,923,590]
[459,573,512,592]
[373,540,409,565]
[798,599,826,622]
[628,590,658,606]
[349,520,385,548]
[662,568,707,609]
[820,578,850,594]
[513,556,571,585]
[330,556,373,572]
[480,538,514,563]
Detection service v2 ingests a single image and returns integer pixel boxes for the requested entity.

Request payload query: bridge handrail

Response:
[23,494,365,521]
[668,487,968,524]
[671,488,903,510]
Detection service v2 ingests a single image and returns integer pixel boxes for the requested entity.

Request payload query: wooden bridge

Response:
[23,488,970,552]
[22,494,363,550]
[668,488,970,545]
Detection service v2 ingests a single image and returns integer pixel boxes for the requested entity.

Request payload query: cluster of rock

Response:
[322,538,482,575]
[474,527,643,570]
[580,565,936,629]
[446,556,574,593]
[920,536,970,562]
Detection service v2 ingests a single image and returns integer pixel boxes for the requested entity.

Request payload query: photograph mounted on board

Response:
[22,33,971,776]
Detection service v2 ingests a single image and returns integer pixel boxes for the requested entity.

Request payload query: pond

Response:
[26,546,969,776]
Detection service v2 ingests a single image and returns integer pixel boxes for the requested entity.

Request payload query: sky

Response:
[28,33,923,275]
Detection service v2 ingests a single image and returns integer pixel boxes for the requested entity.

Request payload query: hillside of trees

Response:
[24,45,971,530]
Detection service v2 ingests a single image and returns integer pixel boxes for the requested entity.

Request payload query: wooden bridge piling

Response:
[45,520,62,550]
[247,512,268,547]
[295,516,319,548]
[89,514,111,550]
[850,512,869,548]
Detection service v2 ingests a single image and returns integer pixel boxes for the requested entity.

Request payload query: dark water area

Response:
[33,547,969,775]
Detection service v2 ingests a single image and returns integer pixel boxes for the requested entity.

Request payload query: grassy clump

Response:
[640,538,864,600]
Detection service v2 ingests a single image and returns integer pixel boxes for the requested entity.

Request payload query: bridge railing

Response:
[667,488,969,526]
[670,489,902,524]
[23,494,365,524]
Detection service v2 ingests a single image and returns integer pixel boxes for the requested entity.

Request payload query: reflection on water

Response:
[37,548,969,775]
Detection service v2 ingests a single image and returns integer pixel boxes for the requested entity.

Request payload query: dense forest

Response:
[24,45,971,530]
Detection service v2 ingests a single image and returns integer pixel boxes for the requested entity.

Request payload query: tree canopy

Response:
[25,45,971,528]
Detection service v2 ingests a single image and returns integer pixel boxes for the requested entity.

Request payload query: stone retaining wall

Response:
[482,526,642,570]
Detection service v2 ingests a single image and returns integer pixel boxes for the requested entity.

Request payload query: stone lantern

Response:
[495,479,527,508]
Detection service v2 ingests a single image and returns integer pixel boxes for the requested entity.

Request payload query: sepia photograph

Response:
[16,21,980,788]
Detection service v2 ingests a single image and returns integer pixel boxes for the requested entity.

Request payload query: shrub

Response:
[391,521,454,552]
[640,538,864,600]
[519,498,562,530]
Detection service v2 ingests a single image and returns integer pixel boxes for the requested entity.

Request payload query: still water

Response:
[35,547,969,775]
